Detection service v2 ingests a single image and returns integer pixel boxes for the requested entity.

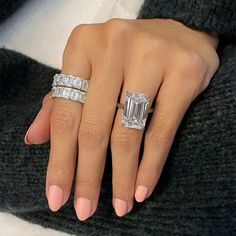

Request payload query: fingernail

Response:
[135,185,149,202]
[114,198,128,217]
[47,185,64,212]
[24,124,33,145]
[62,191,70,206]
[75,197,92,221]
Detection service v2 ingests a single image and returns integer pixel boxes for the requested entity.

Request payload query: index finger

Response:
[46,25,91,212]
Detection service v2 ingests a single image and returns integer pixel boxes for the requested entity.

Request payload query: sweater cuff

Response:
[137,0,236,40]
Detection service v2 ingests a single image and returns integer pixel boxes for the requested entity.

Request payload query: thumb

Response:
[24,92,54,145]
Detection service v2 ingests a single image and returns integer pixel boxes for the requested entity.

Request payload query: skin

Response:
[24,18,219,221]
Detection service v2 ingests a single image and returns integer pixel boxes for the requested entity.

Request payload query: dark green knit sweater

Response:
[0,0,235,235]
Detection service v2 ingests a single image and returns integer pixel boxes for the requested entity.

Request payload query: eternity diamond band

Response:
[52,73,89,92]
[51,86,86,103]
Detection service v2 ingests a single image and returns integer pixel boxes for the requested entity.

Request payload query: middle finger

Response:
[74,47,123,221]
[111,57,165,217]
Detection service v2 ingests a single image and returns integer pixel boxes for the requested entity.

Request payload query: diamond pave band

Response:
[51,86,86,103]
[52,73,89,92]
[119,91,153,130]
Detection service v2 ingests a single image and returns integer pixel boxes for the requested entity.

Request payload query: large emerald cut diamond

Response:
[121,91,150,129]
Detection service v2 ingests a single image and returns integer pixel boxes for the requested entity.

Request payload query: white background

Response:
[0,0,144,235]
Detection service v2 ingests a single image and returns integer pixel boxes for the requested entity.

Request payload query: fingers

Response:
[74,51,123,221]
[46,27,91,212]
[47,98,81,211]
[135,65,201,202]
[111,58,164,216]
[24,91,53,145]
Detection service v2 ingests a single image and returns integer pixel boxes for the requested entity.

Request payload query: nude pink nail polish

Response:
[75,197,92,221]
[47,185,64,212]
[135,185,149,202]
[114,198,128,217]
[62,191,70,206]
[24,124,33,144]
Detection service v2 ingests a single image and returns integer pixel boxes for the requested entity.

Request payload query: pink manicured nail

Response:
[24,124,33,144]
[47,185,64,212]
[75,197,92,221]
[114,198,128,217]
[62,191,70,206]
[135,185,149,202]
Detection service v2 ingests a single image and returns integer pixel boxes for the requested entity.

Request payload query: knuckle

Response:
[131,34,169,64]
[201,76,212,91]
[146,126,174,149]
[151,37,169,53]
[139,33,167,49]
[42,92,51,106]
[176,50,206,73]
[79,120,107,149]
[105,17,122,25]
[62,24,87,61]
[105,18,130,32]
[200,51,219,91]
[189,52,206,70]
[111,129,139,153]
[50,105,76,133]
[113,181,134,200]
[103,18,134,47]
[70,24,90,40]
[63,24,91,55]
[139,42,165,62]
[76,177,100,189]
[211,50,220,69]
[48,162,69,180]
[169,50,207,91]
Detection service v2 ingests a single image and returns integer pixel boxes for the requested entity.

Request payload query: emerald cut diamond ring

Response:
[117,91,154,130]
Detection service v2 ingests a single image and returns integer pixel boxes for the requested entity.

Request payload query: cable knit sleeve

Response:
[137,0,236,40]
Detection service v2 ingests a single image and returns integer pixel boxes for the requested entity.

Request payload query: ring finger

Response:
[111,58,165,216]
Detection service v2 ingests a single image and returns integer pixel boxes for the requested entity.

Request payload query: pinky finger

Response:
[135,73,199,202]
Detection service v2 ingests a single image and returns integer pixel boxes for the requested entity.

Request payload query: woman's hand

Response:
[24,18,219,221]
